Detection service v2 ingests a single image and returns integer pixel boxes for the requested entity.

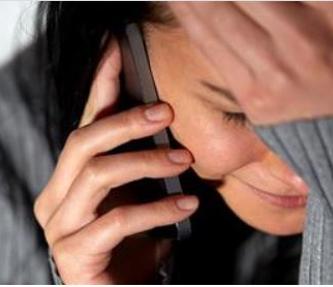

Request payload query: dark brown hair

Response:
[39,2,174,149]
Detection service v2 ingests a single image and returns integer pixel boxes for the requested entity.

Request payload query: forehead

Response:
[143,21,241,112]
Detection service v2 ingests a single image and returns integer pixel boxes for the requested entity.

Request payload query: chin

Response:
[241,211,305,236]
[217,185,306,236]
[224,195,306,236]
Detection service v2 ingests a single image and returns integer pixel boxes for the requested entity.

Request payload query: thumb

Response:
[80,37,122,127]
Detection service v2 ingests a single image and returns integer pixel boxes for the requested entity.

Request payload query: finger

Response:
[305,2,333,27]
[79,37,121,127]
[236,2,333,73]
[169,2,270,102]
[35,37,121,226]
[35,103,174,226]
[54,194,199,255]
[44,148,193,243]
[171,3,276,71]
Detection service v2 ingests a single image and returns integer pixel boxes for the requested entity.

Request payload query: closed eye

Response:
[222,112,247,126]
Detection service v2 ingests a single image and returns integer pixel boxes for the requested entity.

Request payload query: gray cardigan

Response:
[255,119,333,284]
[0,44,54,283]
[0,40,332,284]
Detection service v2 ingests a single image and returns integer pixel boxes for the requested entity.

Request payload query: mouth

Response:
[239,178,308,209]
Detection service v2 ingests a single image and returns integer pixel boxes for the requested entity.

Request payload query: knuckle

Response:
[44,226,55,246]
[66,128,90,154]
[243,65,292,115]
[120,109,143,137]
[243,91,268,121]
[166,199,182,215]
[237,75,256,100]
[119,105,157,136]
[82,158,104,186]
[139,150,158,163]
[154,201,172,216]
[239,82,260,110]
[43,215,62,246]
[44,216,71,248]
[66,129,82,147]
[51,238,89,283]
[269,67,293,93]
[52,239,70,266]
[33,192,49,228]
[257,44,278,71]
[136,150,166,173]
[151,200,179,226]
[109,207,128,232]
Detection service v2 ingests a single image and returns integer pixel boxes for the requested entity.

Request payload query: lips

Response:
[229,158,309,208]
[241,180,308,208]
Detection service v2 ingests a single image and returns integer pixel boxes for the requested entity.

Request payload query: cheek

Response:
[222,176,306,235]
[169,102,267,180]
[145,25,267,180]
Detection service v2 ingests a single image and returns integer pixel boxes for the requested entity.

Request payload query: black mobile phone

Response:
[119,23,192,241]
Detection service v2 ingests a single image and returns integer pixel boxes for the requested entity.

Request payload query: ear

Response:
[79,37,122,127]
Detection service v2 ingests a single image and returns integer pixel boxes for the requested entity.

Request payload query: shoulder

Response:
[0,37,55,197]
[0,39,54,284]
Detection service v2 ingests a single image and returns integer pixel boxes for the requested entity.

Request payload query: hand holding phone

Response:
[34,31,198,283]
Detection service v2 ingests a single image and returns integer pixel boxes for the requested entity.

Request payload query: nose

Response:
[261,151,309,195]
[232,150,309,196]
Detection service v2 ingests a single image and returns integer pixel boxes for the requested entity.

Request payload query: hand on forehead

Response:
[169,2,333,125]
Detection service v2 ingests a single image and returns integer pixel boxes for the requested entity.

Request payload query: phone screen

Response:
[117,23,192,240]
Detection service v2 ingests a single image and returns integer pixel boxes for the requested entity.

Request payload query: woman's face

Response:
[144,23,308,236]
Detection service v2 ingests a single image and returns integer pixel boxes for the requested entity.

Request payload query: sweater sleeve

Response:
[48,250,174,285]
[48,251,64,285]
[254,117,333,284]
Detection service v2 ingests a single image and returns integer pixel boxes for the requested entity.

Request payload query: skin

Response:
[33,8,315,284]
[34,39,198,284]
[170,2,333,124]
[145,23,308,235]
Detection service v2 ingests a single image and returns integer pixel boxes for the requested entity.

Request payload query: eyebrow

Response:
[201,80,237,104]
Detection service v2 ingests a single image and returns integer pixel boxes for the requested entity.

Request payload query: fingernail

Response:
[167,149,192,164]
[144,103,170,122]
[176,196,199,211]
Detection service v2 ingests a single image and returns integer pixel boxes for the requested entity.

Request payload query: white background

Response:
[0,1,37,66]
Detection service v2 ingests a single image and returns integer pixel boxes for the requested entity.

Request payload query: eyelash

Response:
[222,112,247,126]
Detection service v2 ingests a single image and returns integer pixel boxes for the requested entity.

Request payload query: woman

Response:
[34,3,306,284]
